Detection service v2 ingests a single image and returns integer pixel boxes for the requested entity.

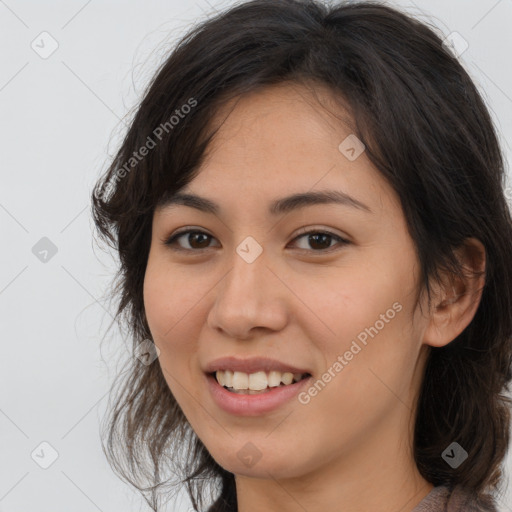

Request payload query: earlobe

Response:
[422,238,486,348]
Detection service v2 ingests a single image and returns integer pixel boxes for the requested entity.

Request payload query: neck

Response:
[234,411,433,512]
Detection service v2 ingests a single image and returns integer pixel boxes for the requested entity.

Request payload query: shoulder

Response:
[448,485,498,512]
[413,485,498,512]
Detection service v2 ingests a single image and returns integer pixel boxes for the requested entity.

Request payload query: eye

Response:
[290,227,350,252]
[163,229,219,251]
[162,227,350,253]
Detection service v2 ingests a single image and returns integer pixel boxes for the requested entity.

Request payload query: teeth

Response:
[249,371,268,391]
[281,372,294,385]
[223,370,233,388]
[215,369,307,391]
[216,370,225,387]
[232,371,249,389]
[267,371,282,387]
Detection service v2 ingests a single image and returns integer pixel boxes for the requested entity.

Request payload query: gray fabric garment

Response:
[207,484,499,511]
[412,485,498,512]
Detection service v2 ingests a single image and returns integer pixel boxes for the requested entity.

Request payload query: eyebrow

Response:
[157,189,373,216]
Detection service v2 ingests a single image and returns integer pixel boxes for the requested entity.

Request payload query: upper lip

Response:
[204,356,311,375]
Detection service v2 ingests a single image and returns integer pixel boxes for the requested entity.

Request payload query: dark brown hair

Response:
[91,1,512,510]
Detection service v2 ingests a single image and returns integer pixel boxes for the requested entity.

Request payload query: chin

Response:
[208,446,308,480]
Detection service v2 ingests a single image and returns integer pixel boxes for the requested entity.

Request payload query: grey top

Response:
[206,484,499,511]
[412,485,498,512]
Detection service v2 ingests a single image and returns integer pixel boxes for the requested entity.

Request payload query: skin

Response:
[143,81,486,512]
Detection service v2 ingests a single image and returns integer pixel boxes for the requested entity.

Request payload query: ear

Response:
[422,237,486,348]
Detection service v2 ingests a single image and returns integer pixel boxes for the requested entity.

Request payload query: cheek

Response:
[143,255,201,340]
[308,256,420,391]
[143,262,173,340]
[299,259,410,353]
[143,258,203,416]
[142,259,198,388]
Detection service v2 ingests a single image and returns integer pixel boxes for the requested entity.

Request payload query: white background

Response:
[1,0,511,510]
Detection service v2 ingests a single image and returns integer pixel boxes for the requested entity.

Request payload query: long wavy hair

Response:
[91,1,512,510]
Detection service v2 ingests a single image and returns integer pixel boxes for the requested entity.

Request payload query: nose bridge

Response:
[218,236,269,313]
[207,236,287,338]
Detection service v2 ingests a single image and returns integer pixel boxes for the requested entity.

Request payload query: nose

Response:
[206,244,288,340]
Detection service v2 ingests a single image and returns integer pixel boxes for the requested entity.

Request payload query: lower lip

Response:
[205,373,312,416]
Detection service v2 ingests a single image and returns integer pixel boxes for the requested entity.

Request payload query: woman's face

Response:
[143,82,433,480]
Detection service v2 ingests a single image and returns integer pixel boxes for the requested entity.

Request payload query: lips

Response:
[205,371,312,415]
[203,356,312,375]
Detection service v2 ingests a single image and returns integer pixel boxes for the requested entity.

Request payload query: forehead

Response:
[157,82,401,220]
[192,84,359,184]
[205,81,357,157]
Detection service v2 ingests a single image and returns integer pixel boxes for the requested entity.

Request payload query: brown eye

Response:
[164,230,217,251]
[163,228,349,253]
[290,230,349,252]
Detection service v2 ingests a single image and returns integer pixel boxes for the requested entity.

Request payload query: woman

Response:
[91,1,512,511]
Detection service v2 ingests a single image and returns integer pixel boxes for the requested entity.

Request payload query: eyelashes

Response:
[162,227,350,254]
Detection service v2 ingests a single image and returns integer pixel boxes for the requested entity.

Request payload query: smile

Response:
[205,371,312,416]
[214,370,309,393]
